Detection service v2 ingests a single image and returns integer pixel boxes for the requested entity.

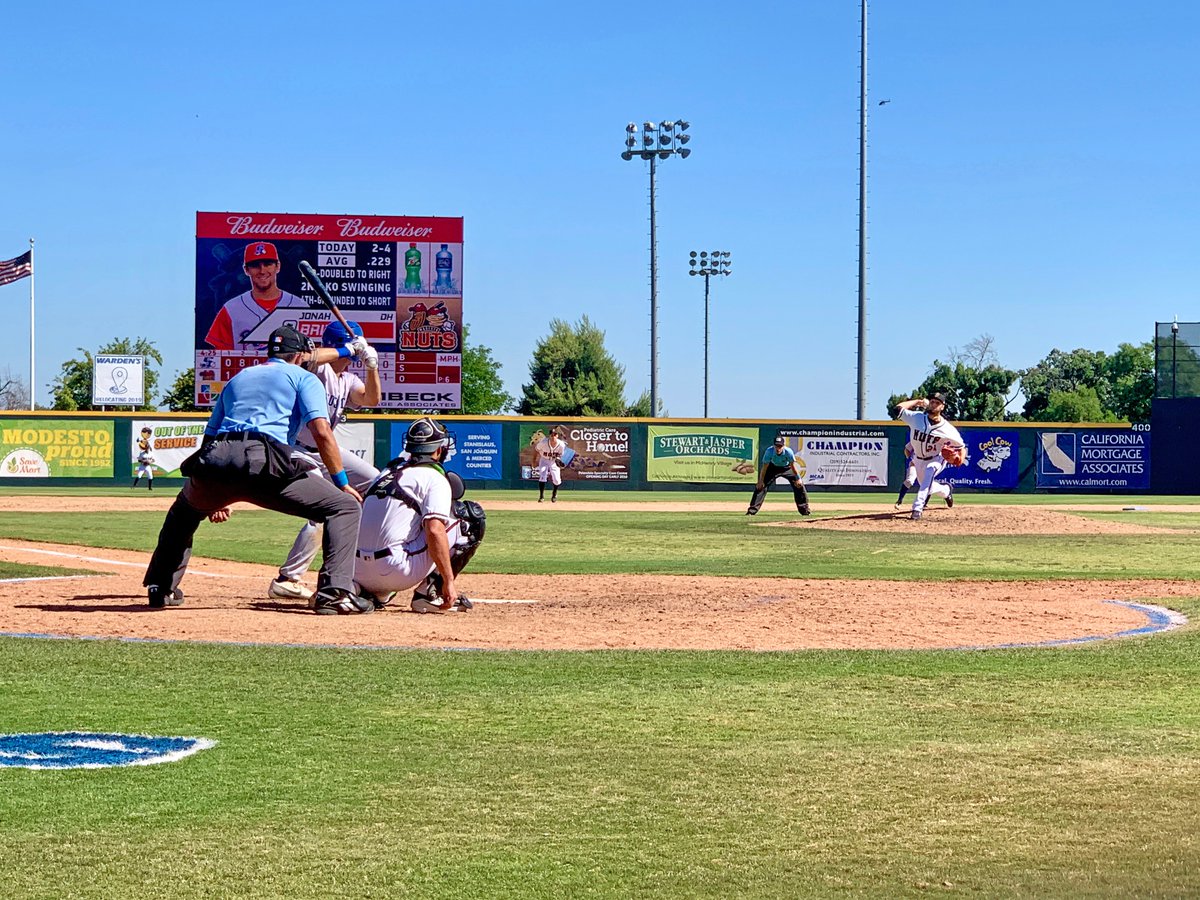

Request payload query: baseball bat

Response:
[298,260,353,333]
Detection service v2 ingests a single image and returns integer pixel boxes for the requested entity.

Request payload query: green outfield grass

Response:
[1,493,1198,897]
[1,506,1199,580]
[0,561,100,579]
[2,621,1199,898]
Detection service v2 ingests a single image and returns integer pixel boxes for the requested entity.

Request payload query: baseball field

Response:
[1,489,1198,898]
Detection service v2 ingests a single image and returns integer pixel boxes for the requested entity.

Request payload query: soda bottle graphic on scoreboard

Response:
[434,244,454,292]
[404,243,423,292]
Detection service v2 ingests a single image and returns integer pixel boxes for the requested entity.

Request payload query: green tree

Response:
[886,360,1018,422]
[162,368,204,412]
[1104,341,1154,422]
[518,316,629,416]
[460,325,514,415]
[1041,386,1118,422]
[49,337,163,411]
[1019,343,1154,422]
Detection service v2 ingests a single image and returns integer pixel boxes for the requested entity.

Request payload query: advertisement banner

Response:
[195,211,463,410]
[333,423,375,467]
[777,428,888,486]
[518,422,631,482]
[646,426,757,483]
[0,420,115,478]
[444,423,502,480]
[132,420,207,477]
[1036,428,1150,490]
[388,421,498,479]
[93,355,145,407]
[939,429,1021,489]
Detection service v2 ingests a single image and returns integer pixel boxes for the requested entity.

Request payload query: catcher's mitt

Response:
[940,443,967,466]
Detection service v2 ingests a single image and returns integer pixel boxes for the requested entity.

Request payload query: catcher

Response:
[894,392,967,520]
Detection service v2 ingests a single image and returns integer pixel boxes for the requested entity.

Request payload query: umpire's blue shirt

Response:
[205,359,328,446]
[761,446,796,467]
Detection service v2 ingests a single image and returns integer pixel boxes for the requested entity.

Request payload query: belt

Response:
[357,548,394,560]
[300,444,319,453]
[213,432,256,442]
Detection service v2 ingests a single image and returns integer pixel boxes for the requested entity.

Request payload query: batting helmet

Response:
[404,417,452,458]
[321,320,364,348]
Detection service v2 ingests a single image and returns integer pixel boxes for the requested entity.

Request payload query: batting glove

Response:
[362,345,379,370]
[348,336,369,361]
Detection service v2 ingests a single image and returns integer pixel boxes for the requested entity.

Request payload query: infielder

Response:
[534,426,567,503]
[353,418,486,614]
[204,241,307,350]
[894,393,966,520]
[746,435,811,516]
[268,320,381,602]
[132,426,155,491]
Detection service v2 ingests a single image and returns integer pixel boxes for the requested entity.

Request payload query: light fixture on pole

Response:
[622,119,691,417]
[688,250,731,418]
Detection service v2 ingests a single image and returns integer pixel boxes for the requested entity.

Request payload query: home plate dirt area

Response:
[0,499,1192,651]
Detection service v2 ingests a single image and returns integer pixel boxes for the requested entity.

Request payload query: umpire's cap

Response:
[267,326,312,357]
[405,417,452,457]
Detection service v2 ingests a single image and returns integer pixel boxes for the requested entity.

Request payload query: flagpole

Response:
[28,238,35,411]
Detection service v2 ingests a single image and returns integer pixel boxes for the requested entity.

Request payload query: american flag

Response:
[0,251,32,287]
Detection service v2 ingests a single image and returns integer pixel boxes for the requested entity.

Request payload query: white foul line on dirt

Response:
[0,545,234,578]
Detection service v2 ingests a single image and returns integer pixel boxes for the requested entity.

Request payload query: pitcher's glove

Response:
[940,443,967,466]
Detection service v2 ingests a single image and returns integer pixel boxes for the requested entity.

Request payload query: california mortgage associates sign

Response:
[1036,428,1150,490]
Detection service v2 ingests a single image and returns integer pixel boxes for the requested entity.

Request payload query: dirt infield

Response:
[0,494,1194,651]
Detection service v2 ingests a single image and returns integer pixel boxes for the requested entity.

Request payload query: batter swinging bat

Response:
[298,260,353,333]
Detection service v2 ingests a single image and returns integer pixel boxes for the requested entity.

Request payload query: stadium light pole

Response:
[622,120,691,417]
[689,250,731,418]
[856,0,869,419]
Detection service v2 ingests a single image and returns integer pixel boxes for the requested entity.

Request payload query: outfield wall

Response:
[0,413,1165,495]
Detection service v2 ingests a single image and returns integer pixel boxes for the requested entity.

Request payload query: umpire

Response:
[143,325,372,615]
[746,435,811,517]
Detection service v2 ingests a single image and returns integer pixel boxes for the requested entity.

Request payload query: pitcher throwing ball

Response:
[746,435,811,517]
[894,392,967,520]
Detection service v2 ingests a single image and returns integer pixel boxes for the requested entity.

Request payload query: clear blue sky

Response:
[2,1,1196,419]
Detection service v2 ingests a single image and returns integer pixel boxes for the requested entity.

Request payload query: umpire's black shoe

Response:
[148,586,185,609]
[313,587,374,616]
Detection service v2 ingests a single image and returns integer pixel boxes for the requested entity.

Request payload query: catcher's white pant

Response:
[354,518,466,594]
[278,448,379,583]
[536,459,562,486]
[911,456,951,515]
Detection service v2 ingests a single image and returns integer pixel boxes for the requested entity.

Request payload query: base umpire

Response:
[746,435,811,517]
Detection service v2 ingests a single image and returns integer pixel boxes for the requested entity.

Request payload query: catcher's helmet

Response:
[321,319,364,348]
[404,417,452,457]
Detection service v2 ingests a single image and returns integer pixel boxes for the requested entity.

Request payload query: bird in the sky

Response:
[878,99,891,106]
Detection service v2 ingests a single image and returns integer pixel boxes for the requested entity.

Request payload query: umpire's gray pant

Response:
[144,459,361,596]
[277,446,378,583]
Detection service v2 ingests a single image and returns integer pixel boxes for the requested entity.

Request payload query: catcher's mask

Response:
[405,417,453,459]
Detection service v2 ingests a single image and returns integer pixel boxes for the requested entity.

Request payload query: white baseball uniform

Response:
[354,464,466,594]
[535,436,565,486]
[277,363,379,583]
[898,409,964,515]
[135,449,155,480]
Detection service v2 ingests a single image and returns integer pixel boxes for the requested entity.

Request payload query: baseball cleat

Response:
[313,587,374,615]
[911,511,922,520]
[148,585,185,609]
[946,486,955,508]
[893,502,904,511]
[745,509,758,516]
[268,578,314,601]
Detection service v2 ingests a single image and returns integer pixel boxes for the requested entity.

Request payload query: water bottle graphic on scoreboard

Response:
[403,243,423,292]
[434,244,454,292]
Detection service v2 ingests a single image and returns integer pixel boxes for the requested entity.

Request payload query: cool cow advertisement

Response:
[195,211,464,409]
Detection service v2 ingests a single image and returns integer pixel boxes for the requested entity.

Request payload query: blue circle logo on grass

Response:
[0,732,216,770]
